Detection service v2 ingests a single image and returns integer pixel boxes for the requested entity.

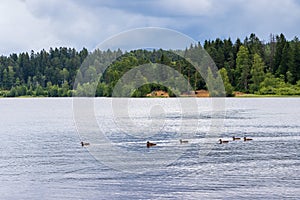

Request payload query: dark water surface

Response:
[0,98,299,199]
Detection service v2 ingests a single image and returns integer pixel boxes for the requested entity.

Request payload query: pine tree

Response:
[2,69,8,89]
[236,45,251,92]
[274,34,287,74]
[276,42,290,79]
[250,54,265,93]
[219,68,233,96]
[7,66,15,88]
[293,37,300,82]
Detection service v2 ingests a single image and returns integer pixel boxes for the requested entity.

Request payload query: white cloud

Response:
[242,0,300,35]
[0,0,299,55]
[0,0,56,54]
[190,0,300,41]
[157,0,214,16]
[0,0,175,54]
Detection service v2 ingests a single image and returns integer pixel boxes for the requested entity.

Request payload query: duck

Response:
[219,139,229,144]
[81,141,90,146]
[179,139,188,144]
[243,137,253,141]
[232,136,241,141]
[146,141,156,148]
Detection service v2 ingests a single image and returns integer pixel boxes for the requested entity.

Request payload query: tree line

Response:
[0,47,88,97]
[204,33,300,95]
[0,33,300,97]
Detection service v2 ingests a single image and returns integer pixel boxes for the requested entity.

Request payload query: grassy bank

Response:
[234,94,300,98]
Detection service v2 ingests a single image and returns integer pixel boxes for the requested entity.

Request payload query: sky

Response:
[0,0,300,55]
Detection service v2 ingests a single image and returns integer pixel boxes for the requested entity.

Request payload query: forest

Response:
[0,33,300,97]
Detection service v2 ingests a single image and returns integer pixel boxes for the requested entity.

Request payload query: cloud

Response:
[0,0,299,55]
[0,0,55,54]
[0,0,175,54]
[241,0,300,37]
[156,0,215,16]
[183,0,300,41]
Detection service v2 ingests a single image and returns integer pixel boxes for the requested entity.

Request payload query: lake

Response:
[0,98,299,199]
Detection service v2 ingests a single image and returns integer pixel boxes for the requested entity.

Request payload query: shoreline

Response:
[1,95,300,98]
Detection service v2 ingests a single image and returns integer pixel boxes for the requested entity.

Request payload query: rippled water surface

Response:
[0,98,299,199]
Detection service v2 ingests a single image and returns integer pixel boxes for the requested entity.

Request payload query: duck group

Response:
[146,139,189,148]
[219,136,253,144]
[80,137,253,148]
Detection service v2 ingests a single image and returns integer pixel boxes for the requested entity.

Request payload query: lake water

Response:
[0,98,299,199]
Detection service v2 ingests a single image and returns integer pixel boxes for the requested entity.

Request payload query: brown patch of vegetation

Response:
[233,91,245,97]
[146,90,169,97]
[195,90,210,97]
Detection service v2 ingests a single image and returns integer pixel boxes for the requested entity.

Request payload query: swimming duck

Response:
[179,139,189,144]
[81,141,90,146]
[219,139,229,144]
[243,137,253,141]
[147,141,156,148]
[232,136,241,141]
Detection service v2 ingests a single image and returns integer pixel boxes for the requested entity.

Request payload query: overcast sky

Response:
[1,0,300,55]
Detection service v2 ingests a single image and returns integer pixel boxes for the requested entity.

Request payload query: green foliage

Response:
[274,34,287,74]
[61,81,70,97]
[16,85,27,96]
[219,68,233,96]
[250,54,265,93]
[2,69,8,89]
[276,42,290,79]
[35,85,45,96]
[7,87,17,97]
[48,84,59,97]
[7,66,15,88]
[0,47,88,97]
[1,33,300,97]
[206,68,225,97]
[257,73,298,95]
[236,45,251,92]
